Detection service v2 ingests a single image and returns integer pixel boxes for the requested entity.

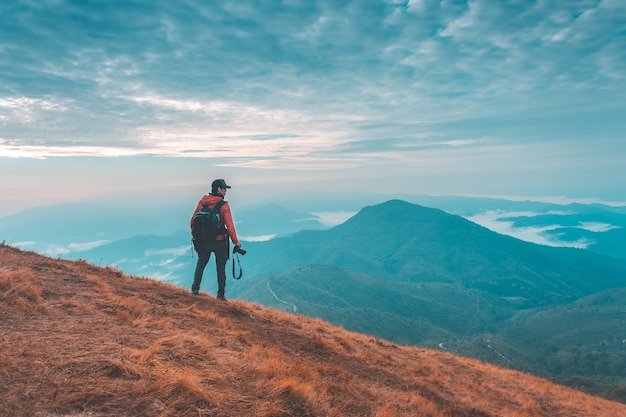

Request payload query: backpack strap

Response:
[211,199,226,215]
[214,200,227,237]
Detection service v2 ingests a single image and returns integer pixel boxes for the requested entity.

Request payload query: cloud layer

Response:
[1,0,625,210]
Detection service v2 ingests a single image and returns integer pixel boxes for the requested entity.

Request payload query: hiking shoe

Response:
[192,290,199,296]
[217,295,227,301]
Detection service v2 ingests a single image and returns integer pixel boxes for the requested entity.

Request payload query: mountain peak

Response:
[2,243,625,417]
[337,199,452,232]
[365,198,448,214]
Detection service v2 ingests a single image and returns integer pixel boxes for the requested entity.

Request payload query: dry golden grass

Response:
[1,243,626,417]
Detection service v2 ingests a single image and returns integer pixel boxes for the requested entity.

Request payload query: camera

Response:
[233,246,247,256]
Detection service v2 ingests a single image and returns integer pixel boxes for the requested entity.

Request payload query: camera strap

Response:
[232,252,243,280]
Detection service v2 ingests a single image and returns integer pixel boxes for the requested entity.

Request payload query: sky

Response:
[1,0,626,216]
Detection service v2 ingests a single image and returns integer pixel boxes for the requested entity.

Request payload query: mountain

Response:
[239,200,626,306]
[269,191,626,260]
[0,200,191,253]
[2,243,626,417]
[0,199,329,256]
[429,289,626,402]
[502,288,626,377]
[63,231,194,283]
[3,193,625,260]
[230,200,626,401]
[3,197,626,402]
[236,264,514,343]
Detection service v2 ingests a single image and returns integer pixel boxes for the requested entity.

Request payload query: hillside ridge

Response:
[2,243,626,417]
[246,200,626,298]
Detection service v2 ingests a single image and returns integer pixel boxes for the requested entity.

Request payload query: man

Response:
[190,178,242,300]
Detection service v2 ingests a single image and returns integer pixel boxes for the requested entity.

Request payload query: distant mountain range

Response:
[239,200,626,302]
[2,192,624,259]
[2,194,626,402]
[234,200,626,402]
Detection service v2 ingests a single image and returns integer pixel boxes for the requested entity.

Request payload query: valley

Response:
[2,194,625,402]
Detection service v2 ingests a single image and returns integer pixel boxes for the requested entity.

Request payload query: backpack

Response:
[191,200,226,243]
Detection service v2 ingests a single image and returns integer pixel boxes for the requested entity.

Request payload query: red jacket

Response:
[190,194,240,246]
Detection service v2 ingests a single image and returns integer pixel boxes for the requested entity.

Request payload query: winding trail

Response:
[266,280,297,313]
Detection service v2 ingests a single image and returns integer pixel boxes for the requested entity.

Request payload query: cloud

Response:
[0,97,68,124]
[144,246,189,257]
[2,2,620,124]
[239,234,276,242]
[465,209,624,249]
[578,222,622,233]
[68,240,111,252]
[311,211,357,227]
[0,144,142,159]
[465,210,591,248]
[12,240,110,257]
[1,0,625,206]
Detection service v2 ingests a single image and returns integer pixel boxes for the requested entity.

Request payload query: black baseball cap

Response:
[212,179,231,191]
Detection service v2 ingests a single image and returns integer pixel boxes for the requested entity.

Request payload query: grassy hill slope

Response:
[2,244,626,417]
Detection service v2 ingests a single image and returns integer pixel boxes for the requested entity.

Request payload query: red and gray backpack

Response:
[191,200,226,243]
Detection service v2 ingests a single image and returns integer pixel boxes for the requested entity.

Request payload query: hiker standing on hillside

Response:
[190,179,242,300]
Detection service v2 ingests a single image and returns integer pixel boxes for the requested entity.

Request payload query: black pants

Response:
[192,239,229,297]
